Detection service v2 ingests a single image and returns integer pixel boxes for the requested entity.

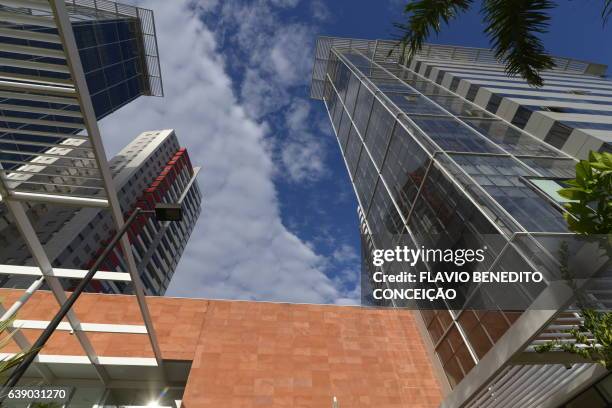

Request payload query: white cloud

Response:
[332,244,360,263]
[268,24,314,85]
[98,0,353,303]
[215,0,329,183]
[270,0,300,9]
[280,139,325,182]
[277,99,327,182]
[311,0,331,22]
[240,68,288,119]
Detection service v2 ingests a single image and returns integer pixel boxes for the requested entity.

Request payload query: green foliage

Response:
[604,0,612,23]
[481,0,555,87]
[534,242,611,369]
[392,0,472,63]
[535,310,612,370]
[0,311,40,383]
[533,199,612,370]
[394,1,612,87]
[558,151,612,236]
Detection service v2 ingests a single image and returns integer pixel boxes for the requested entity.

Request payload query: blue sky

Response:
[100,0,611,304]
[272,0,612,297]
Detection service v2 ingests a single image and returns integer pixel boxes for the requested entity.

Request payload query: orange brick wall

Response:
[0,290,442,407]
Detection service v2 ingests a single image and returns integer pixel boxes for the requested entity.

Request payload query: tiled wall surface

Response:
[1,290,442,407]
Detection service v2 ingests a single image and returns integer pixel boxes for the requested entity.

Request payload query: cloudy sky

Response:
[99,0,611,304]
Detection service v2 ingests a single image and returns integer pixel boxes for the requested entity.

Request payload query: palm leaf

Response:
[0,312,40,380]
[482,0,555,87]
[392,0,472,63]
[604,0,612,24]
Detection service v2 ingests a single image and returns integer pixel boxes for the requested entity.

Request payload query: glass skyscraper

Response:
[0,0,162,168]
[311,38,611,407]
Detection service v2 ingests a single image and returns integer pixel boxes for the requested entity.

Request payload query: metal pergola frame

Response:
[0,0,164,387]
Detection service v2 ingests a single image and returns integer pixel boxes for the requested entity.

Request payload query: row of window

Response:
[326,51,579,389]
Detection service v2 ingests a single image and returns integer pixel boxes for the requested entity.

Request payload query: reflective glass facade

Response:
[319,43,581,388]
[74,19,149,119]
[0,15,150,169]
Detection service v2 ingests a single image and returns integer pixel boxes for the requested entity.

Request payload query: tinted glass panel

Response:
[465,119,562,157]
[344,74,361,115]
[381,125,430,218]
[427,96,494,119]
[344,126,362,176]
[411,116,502,153]
[386,93,446,115]
[449,154,568,232]
[352,83,375,135]
[410,80,453,96]
[341,53,372,70]
[337,110,351,149]
[364,100,395,166]
[354,152,378,209]
[371,76,416,93]
[518,157,576,178]
[73,19,147,119]
[366,180,404,250]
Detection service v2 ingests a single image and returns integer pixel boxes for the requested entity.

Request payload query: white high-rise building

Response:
[0,129,202,295]
[404,45,610,158]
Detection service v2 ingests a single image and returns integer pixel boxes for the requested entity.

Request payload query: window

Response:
[385,93,445,116]
[410,116,500,153]
[464,119,560,157]
[523,177,574,211]
[542,106,570,113]
[428,95,493,119]
[449,154,569,232]
[568,89,591,95]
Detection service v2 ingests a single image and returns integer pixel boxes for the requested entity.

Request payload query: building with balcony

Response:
[0,1,201,295]
[0,129,202,295]
[0,2,203,405]
[310,37,611,407]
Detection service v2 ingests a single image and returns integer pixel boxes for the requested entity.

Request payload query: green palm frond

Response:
[0,312,40,381]
[393,0,612,88]
[392,0,472,63]
[604,0,612,24]
[482,0,555,87]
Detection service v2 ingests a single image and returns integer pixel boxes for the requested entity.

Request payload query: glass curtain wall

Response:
[323,46,578,387]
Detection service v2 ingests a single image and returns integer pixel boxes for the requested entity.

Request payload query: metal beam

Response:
[0,276,45,321]
[5,191,109,207]
[0,264,131,282]
[0,58,70,74]
[439,274,600,408]
[2,199,110,384]
[0,299,55,383]
[1,43,65,59]
[0,102,82,117]
[0,90,78,105]
[12,320,147,334]
[49,0,163,367]
[0,27,61,43]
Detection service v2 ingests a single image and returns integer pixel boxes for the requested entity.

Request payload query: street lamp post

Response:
[2,203,183,391]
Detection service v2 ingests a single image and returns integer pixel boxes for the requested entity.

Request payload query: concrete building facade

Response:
[0,129,202,295]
